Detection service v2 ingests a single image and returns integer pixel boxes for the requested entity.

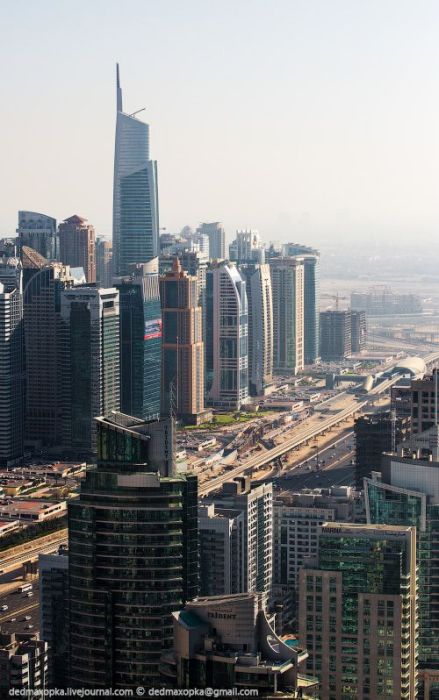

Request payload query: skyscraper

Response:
[319,309,351,361]
[197,222,225,260]
[60,287,120,453]
[239,263,273,395]
[39,550,69,689]
[68,411,198,689]
[58,215,96,283]
[364,425,439,698]
[0,259,24,467]
[269,256,305,375]
[17,211,58,261]
[113,64,159,275]
[95,238,113,287]
[299,522,418,700]
[354,411,410,488]
[201,478,273,600]
[205,262,248,409]
[282,245,320,364]
[115,260,162,419]
[229,229,265,264]
[159,259,205,423]
[23,262,75,448]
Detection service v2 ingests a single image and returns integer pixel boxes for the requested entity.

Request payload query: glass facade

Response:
[113,70,159,276]
[117,268,162,419]
[366,477,439,686]
[68,415,198,689]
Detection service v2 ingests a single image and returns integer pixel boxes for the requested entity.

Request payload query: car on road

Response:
[26,592,33,597]
[1,605,8,612]
[24,615,31,621]
[9,617,16,622]
[26,624,34,629]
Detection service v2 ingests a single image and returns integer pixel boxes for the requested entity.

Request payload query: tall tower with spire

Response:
[112,64,159,276]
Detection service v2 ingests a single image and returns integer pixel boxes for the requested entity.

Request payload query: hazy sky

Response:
[2,0,439,247]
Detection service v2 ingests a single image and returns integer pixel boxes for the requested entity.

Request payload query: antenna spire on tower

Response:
[116,63,123,112]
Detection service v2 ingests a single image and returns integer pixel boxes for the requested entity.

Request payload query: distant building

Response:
[159,259,206,423]
[161,593,318,697]
[113,65,159,275]
[60,287,120,453]
[0,259,24,467]
[201,478,272,599]
[354,411,411,488]
[115,260,161,419]
[68,412,198,689]
[283,245,320,365]
[17,211,58,261]
[197,222,225,260]
[351,286,422,315]
[0,632,48,695]
[239,263,273,395]
[270,257,305,374]
[299,522,418,700]
[23,263,75,448]
[229,229,265,264]
[39,550,69,688]
[391,382,412,420]
[58,215,96,283]
[95,238,113,287]
[350,310,367,352]
[205,262,248,409]
[319,309,351,361]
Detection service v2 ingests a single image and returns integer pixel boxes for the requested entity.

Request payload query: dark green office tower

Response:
[68,412,198,689]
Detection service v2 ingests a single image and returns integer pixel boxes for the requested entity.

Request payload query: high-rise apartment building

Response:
[68,412,198,689]
[239,263,273,395]
[17,210,58,261]
[319,309,351,361]
[197,222,225,260]
[159,259,206,423]
[115,260,161,419]
[39,550,69,688]
[60,287,120,453]
[0,259,24,467]
[350,310,367,353]
[354,411,411,488]
[23,263,75,448]
[198,503,243,596]
[229,229,265,264]
[113,65,159,275]
[282,245,320,365]
[201,478,273,599]
[95,238,113,287]
[269,257,305,374]
[58,215,96,283]
[0,633,48,696]
[410,369,439,434]
[364,425,439,698]
[205,262,248,409]
[299,522,418,700]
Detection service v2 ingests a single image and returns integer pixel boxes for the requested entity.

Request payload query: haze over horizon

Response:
[2,0,439,248]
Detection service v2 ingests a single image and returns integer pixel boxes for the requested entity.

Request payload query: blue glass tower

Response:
[113,64,159,276]
[115,260,162,419]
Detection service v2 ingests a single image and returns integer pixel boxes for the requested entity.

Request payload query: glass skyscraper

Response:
[113,64,159,276]
[17,211,58,261]
[115,260,162,419]
[68,412,198,689]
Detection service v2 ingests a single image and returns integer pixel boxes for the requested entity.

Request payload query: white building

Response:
[229,229,265,264]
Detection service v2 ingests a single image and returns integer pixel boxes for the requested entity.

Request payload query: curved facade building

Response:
[206,262,248,409]
[68,412,198,689]
[113,65,159,276]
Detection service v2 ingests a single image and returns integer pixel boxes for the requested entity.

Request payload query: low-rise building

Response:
[161,593,319,697]
[0,500,66,523]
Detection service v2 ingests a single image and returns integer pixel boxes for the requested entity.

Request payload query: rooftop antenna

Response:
[129,108,146,118]
[116,63,123,112]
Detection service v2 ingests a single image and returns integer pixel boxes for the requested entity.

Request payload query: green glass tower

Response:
[68,412,198,689]
[299,522,418,700]
[365,425,439,699]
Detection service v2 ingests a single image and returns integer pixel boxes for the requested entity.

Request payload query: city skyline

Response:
[2,1,439,247]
